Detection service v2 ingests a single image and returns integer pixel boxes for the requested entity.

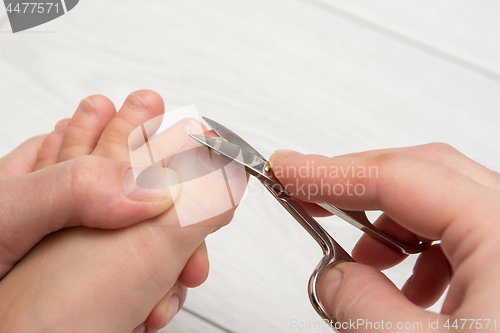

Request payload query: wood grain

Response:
[0,0,498,331]
[311,0,500,79]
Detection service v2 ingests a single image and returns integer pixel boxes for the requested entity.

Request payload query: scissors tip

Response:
[189,133,235,147]
[201,116,219,130]
[188,133,207,144]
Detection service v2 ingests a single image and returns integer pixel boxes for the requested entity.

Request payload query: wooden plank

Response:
[309,0,500,79]
[0,0,499,332]
[161,308,231,333]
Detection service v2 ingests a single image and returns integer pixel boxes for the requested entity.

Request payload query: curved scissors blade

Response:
[189,134,286,193]
[202,117,266,160]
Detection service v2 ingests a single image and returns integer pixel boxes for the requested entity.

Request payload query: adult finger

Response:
[178,241,210,288]
[318,262,442,332]
[336,143,500,189]
[351,213,416,270]
[0,135,46,179]
[269,150,498,268]
[402,244,451,308]
[143,281,187,331]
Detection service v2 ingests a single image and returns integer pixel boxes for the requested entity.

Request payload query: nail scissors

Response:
[189,117,431,331]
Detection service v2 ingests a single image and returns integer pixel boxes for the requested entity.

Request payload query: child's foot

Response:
[0,91,246,332]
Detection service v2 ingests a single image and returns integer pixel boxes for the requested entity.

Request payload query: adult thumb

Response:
[0,155,179,279]
[318,262,435,332]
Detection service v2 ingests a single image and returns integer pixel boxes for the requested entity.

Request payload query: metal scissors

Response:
[189,117,431,331]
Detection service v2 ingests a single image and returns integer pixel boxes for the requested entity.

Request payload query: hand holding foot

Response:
[0,91,247,332]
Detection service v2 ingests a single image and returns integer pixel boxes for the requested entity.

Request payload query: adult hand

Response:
[0,135,174,280]
[270,143,500,332]
[0,91,247,333]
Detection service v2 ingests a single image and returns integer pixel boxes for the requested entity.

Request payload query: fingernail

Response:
[78,98,96,115]
[184,119,202,135]
[269,150,302,165]
[273,149,302,158]
[166,294,180,325]
[126,93,148,111]
[324,266,343,296]
[54,120,62,134]
[318,265,344,313]
[123,167,180,202]
[132,323,146,333]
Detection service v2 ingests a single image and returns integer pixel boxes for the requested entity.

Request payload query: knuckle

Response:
[427,142,460,155]
[102,127,128,146]
[100,117,135,147]
[367,152,410,206]
[492,170,500,181]
[370,152,407,169]
[66,121,88,134]
[66,156,101,206]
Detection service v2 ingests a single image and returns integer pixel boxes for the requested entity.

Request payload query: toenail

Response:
[126,93,148,111]
[166,294,180,325]
[131,323,146,333]
[184,120,202,135]
[78,98,96,115]
[54,121,62,133]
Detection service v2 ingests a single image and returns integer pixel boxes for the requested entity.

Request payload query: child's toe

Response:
[58,95,116,162]
[92,90,165,162]
[34,118,71,171]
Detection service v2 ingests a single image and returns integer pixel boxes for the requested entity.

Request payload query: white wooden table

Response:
[1,1,499,332]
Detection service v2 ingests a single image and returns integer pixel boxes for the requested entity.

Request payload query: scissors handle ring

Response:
[308,255,344,332]
[264,184,356,331]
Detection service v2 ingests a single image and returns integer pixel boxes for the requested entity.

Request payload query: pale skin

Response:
[269,145,500,332]
[0,90,498,332]
[0,90,247,333]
